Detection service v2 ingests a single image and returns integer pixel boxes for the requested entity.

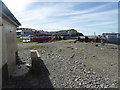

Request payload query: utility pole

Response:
[94,32,96,43]
[94,32,98,47]
[94,32,96,37]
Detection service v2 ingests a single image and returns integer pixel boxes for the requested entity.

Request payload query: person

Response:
[77,37,80,41]
[101,36,106,46]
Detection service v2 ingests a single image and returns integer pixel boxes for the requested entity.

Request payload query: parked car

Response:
[20,35,31,40]
[22,38,31,43]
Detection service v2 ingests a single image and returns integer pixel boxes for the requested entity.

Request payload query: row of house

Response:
[16,28,78,37]
[17,28,120,44]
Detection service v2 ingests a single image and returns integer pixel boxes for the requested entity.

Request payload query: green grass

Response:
[51,40,65,42]
[29,45,44,49]
[64,40,79,43]
[17,38,23,43]
[51,40,79,43]
[106,45,118,49]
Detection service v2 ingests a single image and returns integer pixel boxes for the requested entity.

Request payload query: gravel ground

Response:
[3,41,118,89]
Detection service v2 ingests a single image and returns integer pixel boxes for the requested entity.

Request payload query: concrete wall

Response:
[0,5,2,89]
[0,1,18,88]
[0,22,2,90]
[0,16,2,71]
[2,16,18,76]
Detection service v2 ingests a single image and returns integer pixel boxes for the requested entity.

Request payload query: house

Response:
[0,1,21,84]
[16,30,24,37]
[16,28,35,37]
[102,33,120,44]
[67,30,77,34]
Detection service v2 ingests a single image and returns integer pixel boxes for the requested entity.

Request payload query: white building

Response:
[0,1,21,84]
[16,30,24,37]
[16,29,34,36]
[102,33,120,44]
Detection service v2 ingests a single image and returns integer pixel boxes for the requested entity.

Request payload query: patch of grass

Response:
[29,45,44,49]
[17,38,23,43]
[106,45,118,49]
[51,40,63,42]
[64,40,78,43]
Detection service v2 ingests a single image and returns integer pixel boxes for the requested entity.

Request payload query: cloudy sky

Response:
[2,0,118,35]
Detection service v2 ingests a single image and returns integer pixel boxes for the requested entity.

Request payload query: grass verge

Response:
[17,38,22,43]
[64,40,79,43]
[29,45,44,49]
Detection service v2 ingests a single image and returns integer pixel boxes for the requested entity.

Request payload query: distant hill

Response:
[17,28,84,36]
[57,29,84,36]
[59,29,77,32]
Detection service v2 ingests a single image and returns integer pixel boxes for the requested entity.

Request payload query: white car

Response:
[23,39,31,43]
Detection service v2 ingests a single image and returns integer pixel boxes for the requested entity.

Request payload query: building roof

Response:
[0,1,21,26]
[16,30,22,32]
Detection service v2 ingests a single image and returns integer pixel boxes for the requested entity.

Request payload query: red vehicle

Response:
[31,36,53,42]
